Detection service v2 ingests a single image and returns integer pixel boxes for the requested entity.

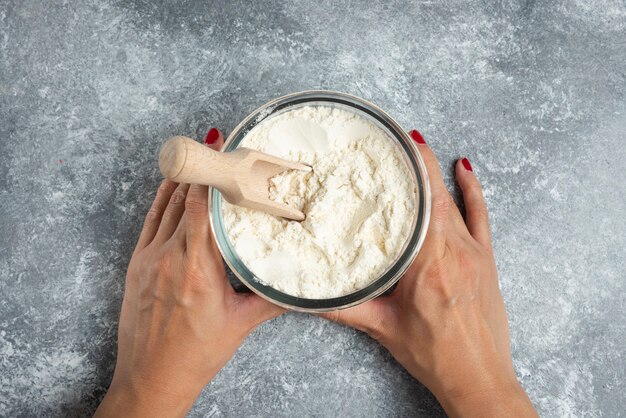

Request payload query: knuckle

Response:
[169,189,187,205]
[432,193,450,218]
[185,267,213,292]
[421,259,456,301]
[475,205,490,221]
[182,255,214,292]
[127,258,144,283]
[144,208,161,225]
[141,253,160,280]
[174,287,195,308]
[465,180,483,196]
[424,260,447,283]
[137,253,150,272]
[157,250,175,272]
[185,196,208,215]
[457,250,477,277]
[422,148,439,168]
[157,181,174,197]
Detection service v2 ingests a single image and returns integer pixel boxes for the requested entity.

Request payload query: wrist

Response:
[96,376,201,418]
[436,376,537,418]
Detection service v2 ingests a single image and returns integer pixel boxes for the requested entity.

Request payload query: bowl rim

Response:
[209,90,431,312]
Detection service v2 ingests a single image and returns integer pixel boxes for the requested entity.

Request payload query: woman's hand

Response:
[322,130,537,417]
[96,129,284,418]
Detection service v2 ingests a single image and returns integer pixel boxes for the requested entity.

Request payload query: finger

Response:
[410,130,446,199]
[318,298,393,342]
[456,157,492,250]
[409,130,452,254]
[411,130,466,222]
[135,180,178,251]
[233,293,286,330]
[171,128,226,242]
[204,127,224,150]
[190,127,224,253]
[152,183,190,244]
[185,184,210,253]
[172,212,187,242]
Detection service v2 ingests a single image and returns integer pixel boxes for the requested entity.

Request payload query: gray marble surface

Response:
[1,0,625,416]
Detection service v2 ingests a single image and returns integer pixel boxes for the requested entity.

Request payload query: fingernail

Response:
[205,128,219,145]
[461,157,473,172]
[409,129,426,144]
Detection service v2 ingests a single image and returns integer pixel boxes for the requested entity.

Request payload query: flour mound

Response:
[222,106,415,299]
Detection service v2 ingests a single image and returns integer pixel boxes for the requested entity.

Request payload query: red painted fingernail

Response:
[461,157,473,172]
[409,129,426,144]
[205,128,219,145]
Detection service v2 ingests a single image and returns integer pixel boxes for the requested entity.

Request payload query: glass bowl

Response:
[209,90,431,312]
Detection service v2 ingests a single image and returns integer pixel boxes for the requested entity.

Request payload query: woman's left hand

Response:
[96,129,284,418]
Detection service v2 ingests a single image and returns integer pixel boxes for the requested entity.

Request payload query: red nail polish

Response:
[409,129,426,144]
[205,128,219,145]
[461,157,473,172]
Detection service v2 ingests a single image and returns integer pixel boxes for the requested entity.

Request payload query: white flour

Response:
[222,106,415,299]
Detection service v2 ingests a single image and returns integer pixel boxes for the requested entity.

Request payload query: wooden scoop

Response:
[159,136,311,221]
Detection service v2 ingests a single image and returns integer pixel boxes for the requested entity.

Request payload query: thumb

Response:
[204,127,225,150]
[233,292,286,330]
[318,298,394,342]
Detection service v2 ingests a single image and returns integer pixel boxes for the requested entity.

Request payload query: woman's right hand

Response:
[322,130,537,417]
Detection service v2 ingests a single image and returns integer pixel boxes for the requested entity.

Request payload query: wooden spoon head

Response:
[226,148,310,221]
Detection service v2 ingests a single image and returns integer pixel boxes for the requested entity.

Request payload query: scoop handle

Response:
[158,136,237,191]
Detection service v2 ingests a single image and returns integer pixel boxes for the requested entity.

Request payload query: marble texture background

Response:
[1,0,625,416]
